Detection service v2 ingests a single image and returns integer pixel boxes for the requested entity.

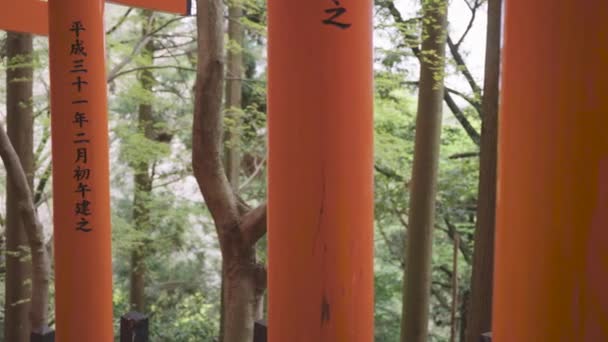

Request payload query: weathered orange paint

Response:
[0,0,48,35]
[49,1,113,340]
[267,0,374,340]
[494,0,608,340]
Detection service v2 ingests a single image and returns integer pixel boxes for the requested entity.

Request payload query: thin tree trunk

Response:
[130,10,156,313]
[460,289,470,342]
[194,1,268,342]
[220,4,245,339]
[401,0,448,341]
[451,234,460,342]
[0,125,52,335]
[4,31,34,342]
[466,1,502,341]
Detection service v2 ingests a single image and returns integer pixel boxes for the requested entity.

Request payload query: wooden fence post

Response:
[120,312,149,342]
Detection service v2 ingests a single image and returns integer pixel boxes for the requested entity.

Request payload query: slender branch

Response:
[450,233,460,342]
[404,81,481,113]
[442,216,472,263]
[431,286,452,311]
[34,162,51,207]
[375,163,404,182]
[146,16,190,37]
[238,157,266,191]
[107,16,188,83]
[106,8,133,36]
[109,65,195,81]
[240,203,267,247]
[382,1,481,145]
[447,35,482,98]
[448,152,479,160]
[444,90,481,145]
[107,35,152,82]
[455,0,481,48]
[0,122,50,332]
[34,127,50,168]
[377,222,405,269]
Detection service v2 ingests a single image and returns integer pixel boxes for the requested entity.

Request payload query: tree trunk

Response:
[460,289,470,342]
[194,1,268,342]
[222,246,262,342]
[130,10,156,312]
[465,1,502,341]
[401,0,448,341]
[220,4,245,339]
[224,1,244,190]
[4,31,34,342]
[1,34,50,335]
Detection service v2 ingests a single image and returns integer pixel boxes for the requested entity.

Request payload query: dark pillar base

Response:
[121,311,149,342]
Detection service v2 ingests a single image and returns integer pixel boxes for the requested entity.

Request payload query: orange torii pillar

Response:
[48,2,115,340]
[494,0,608,341]
[1,0,187,340]
[267,0,374,340]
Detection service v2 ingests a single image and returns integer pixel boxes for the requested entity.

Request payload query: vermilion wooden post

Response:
[494,0,608,340]
[48,1,114,340]
[267,0,374,340]
[1,1,188,339]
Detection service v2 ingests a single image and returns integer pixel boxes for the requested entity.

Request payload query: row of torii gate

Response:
[1,0,607,341]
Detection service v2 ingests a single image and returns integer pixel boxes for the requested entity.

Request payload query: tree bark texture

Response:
[465,1,502,341]
[4,31,34,342]
[194,1,267,341]
[223,0,244,190]
[401,1,449,341]
[220,4,245,339]
[1,33,51,335]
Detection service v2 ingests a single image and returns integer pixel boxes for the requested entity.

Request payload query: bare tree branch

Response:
[34,125,50,168]
[404,80,481,113]
[444,91,481,145]
[455,0,482,48]
[442,216,472,263]
[238,157,266,192]
[34,162,51,207]
[375,163,405,181]
[107,35,152,82]
[107,16,189,82]
[448,152,479,160]
[447,35,482,98]
[240,203,267,247]
[382,1,481,145]
[109,65,195,81]
[0,122,50,332]
[106,8,133,36]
